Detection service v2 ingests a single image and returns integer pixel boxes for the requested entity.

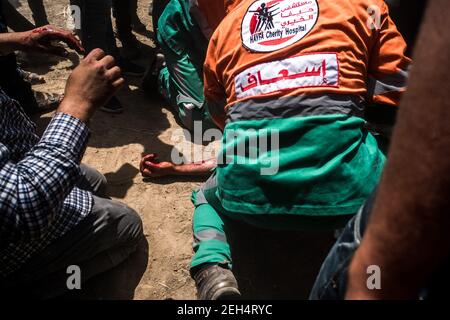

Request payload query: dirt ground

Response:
[14,0,337,300]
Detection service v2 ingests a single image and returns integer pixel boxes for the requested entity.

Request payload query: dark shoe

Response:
[141,53,166,95]
[193,264,241,300]
[119,58,146,77]
[100,96,124,114]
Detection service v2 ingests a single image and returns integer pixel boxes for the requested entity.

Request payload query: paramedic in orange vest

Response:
[187,0,410,299]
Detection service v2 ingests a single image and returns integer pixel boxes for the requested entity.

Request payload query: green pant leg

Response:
[156,0,214,131]
[190,190,232,271]
[158,66,171,101]
[190,172,352,275]
[158,64,215,132]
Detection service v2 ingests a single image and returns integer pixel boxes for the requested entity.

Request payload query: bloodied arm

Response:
[140,154,217,178]
[139,9,228,179]
[0,25,84,56]
[346,0,450,300]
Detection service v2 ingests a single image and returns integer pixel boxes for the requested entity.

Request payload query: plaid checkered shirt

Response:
[0,88,93,278]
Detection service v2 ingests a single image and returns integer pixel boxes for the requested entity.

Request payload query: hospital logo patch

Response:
[241,0,319,52]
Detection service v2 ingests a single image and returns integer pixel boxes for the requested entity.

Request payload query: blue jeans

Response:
[309,193,374,300]
[310,191,450,300]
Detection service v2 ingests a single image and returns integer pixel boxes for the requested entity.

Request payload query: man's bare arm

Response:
[140,154,216,178]
[0,25,84,56]
[346,0,450,300]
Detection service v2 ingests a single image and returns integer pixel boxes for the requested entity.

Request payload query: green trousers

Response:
[190,174,354,271]
[156,0,215,131]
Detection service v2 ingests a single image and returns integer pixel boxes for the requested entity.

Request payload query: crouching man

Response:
[0,26,143,298]
[188,0,410,299]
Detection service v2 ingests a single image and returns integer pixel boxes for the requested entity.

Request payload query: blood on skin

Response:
[151,162,164,168]
[31,26,54,34]
[29,26,84,53]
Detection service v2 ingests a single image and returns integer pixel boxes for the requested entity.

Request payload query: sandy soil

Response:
[13,0,336,300]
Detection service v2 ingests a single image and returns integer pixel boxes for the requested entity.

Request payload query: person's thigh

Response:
[78,164,107,197]
[156,1,210,130]
[157,53,214,131]
[160,43,205,103]
[163,55,208,130]
[2,196,143,298]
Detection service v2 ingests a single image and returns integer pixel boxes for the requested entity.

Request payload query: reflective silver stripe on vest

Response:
[226,94,366,123]
[195,188,209,206]
[368,67,409,97]
[189,0,214,39]
[195,172,218,206]
[194,229,228,245]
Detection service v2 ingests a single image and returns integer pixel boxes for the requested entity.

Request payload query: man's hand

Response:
[18,25,84,56]
[57,49,125,123]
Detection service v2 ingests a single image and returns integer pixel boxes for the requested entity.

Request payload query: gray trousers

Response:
[1,165,144,299]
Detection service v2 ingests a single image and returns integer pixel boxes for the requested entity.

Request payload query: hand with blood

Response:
[140,154,176,178]
[20,25,84,56]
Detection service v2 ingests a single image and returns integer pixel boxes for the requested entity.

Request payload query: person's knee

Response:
[96,198,144,249]
[120,205,144,246]
[79,164,108,196]
[114,202,143,246]
[91,171,108,196]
